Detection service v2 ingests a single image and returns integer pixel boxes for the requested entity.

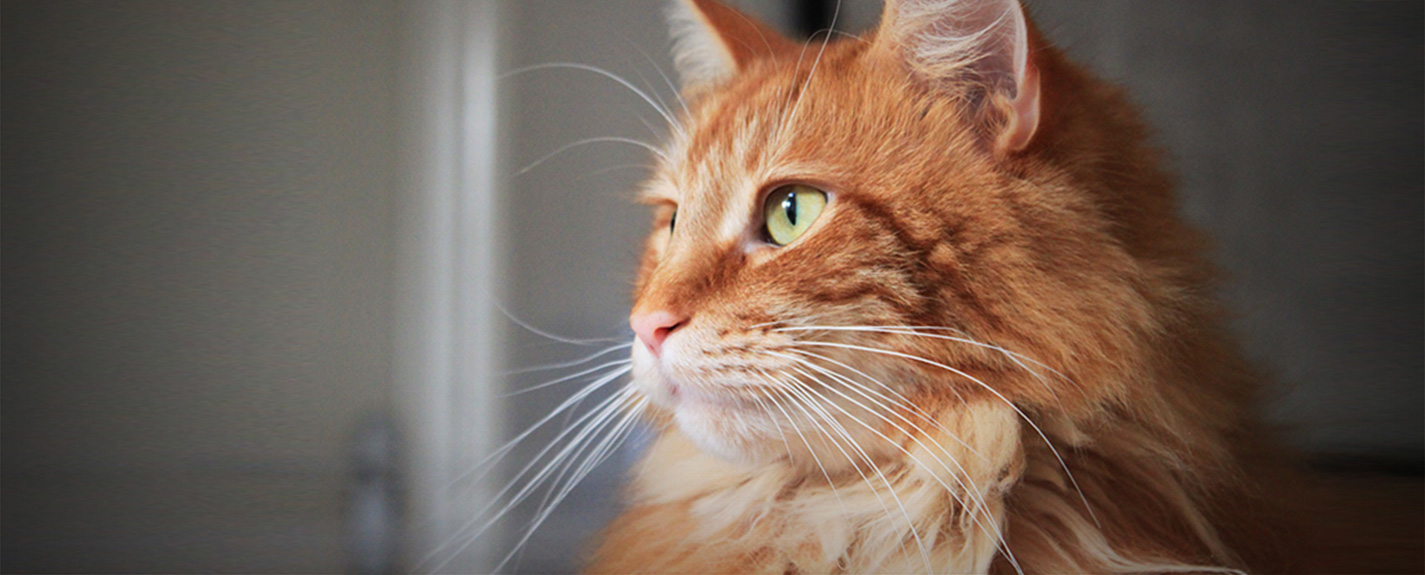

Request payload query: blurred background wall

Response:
[4,2,400,572]
[3,1,1420,573]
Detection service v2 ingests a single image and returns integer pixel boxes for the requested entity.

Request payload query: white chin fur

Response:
[674,408,742,461]
[673,405,778,464]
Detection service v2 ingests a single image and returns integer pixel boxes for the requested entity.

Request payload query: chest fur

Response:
[590,404,1024,574]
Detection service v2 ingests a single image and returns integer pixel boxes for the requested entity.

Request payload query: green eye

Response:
[763,185,827,246]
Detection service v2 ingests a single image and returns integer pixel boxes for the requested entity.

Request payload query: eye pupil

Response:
[782,194,797,226]
[669,210,676,231]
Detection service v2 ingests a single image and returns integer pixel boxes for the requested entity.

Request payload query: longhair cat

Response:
[582,0,1343,572]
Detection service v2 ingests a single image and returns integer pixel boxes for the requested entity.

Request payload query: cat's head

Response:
[628,0,1177,470]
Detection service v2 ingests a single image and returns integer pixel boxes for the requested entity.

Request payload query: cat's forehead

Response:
[645,47,869,206]
[657,83,795,195]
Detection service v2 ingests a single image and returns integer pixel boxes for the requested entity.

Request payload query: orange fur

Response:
[585,1,1414,573]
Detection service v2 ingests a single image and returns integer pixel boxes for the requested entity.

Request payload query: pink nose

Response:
[630,310,687,357]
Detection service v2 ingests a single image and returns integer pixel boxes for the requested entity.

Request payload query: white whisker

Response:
[517,136,668,176]
[778,373,934,572]
[500,342,633,377]
[782,0,843,138]
[775,325,1078,392]
[777,348,986,460]
[620,36,690,118]
[754,372,849,514]
[503,358,632,397]
[747,391,796,466]
[501,62,685,138]
[761,373,916,565]
[779,359,1024,575]
[496,302,629,346]
[796,340,1100,528]
[423,386,636,571]
[446,365,631,491]
[572,162,658,182]
[495,397,648,572]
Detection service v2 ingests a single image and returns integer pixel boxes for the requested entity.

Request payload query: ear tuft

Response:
[876,0,1041,152]
[667,0,792,90]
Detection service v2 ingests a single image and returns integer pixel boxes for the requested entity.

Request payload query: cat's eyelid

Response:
[756,176,839,198]
[637,195,677,207]
[754,180,837,209]
[636,177,679,205]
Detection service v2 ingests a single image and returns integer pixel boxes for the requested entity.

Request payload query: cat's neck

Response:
[606,402,1027,574]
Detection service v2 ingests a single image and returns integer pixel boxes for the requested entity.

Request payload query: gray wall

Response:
[4,2,399,572]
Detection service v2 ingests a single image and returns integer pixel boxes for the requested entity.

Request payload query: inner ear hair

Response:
[875,0,1042,153]
[667,0,795,90]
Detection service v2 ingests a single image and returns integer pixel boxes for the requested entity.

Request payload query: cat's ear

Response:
[667,0,794,89]
[873,0,1041,153]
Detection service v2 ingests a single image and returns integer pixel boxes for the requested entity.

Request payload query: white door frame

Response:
[393,1,505,572]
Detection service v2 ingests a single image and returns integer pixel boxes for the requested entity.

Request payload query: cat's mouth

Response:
[633,335,763,411]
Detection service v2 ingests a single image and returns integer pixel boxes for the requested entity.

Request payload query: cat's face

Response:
[628,0,1156,471]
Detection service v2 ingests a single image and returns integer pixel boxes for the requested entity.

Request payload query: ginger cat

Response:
[584,0,1416,572]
